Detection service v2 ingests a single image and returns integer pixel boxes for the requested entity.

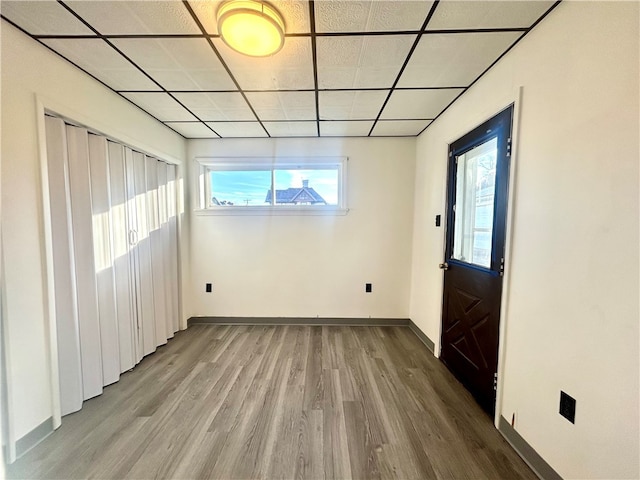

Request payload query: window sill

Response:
[194,206,349,216]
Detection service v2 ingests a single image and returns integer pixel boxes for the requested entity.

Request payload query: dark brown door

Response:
[440,106,513,416]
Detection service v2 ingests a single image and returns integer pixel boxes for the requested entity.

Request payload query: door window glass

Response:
[452,137,497,268]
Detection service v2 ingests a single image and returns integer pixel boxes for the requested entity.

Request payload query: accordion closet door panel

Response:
[131,151,156,357]
[145,156,168,346]
[44,116,83,416]
[88,134,120,386]
[107,142,138,372]
[65,125,103,401]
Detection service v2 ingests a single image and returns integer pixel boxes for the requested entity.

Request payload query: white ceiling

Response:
[0,0,558,139]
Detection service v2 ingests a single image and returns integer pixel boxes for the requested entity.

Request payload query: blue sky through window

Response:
[210,168,338,206]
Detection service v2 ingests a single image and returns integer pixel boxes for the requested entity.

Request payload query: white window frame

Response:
[194,156,348,216]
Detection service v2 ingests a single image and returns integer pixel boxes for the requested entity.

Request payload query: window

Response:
[195,157,347,215]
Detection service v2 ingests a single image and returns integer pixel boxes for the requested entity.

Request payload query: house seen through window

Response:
[208,166,340,207]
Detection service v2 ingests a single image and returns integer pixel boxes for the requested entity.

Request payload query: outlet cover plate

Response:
[559,391,576,424]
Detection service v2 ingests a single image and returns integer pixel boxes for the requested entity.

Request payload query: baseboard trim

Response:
[15,417,53,459]
[188,316,410,327]
[408,320,435,353]
[498,416,562,480]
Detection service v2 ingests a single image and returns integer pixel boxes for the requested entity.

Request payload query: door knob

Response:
[439,262,449,270]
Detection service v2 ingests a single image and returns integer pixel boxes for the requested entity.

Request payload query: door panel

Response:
[167,165,181,332]
[107,142,137,372]
[44,116,83,415]
[65,125,103,400]
[124,147,145,363]
[146,156,168,346]
[441,106,513,416]
[88,134,120,386]
[132,151,157,356]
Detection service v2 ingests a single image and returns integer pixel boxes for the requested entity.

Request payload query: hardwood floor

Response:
[7,325,536,479]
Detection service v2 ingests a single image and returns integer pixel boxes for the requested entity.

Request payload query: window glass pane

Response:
[209,170,271,206]
[273,168,338,206]
[452,137,497,268]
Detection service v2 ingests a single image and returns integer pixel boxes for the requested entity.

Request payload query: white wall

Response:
[1,22,186,443]
[410,2,639,479]
[187,137,415,319]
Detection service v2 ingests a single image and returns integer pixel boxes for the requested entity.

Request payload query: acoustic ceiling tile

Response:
[206,122,268,138]
[212,37,314,90]
[1,1,94,35]
[317,35,414,88]
[320,121,373,137]
[172,92,255,121]
[398,32,522,87]
[164,122,219,138]
[110,38,236,91]
[244,91,317,121]
[319,90,388,120]
[372,120,432,136]
[263,122,317,137]
[121,93,198,121]
[427,1,555,30]
[379,89,463,120]
[315,0,434,32]
[66,1,200,34]
[190,0,310,35]
[42,39,161,91]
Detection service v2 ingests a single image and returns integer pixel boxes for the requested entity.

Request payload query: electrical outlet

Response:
[365,283,372,293]
[559,391,576,424]
[205,283,212,293]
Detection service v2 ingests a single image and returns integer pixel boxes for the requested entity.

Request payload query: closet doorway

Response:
[44,116,180,417]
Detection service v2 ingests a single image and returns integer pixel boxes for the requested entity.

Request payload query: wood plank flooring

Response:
[7,325,536,480]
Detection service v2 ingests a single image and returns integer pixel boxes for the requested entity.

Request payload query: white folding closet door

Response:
[44,116,83,416]
[65,125,103,400]
[107,142,138,372]
[157,163,174,339]
[130,151,156,356]
[146,157,168,346]
[124,148,144,363]
[87,134,120,386]
[167,165,180,332]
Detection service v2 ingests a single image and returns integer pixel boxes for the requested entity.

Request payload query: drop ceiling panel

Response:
[41,39,161,91]
[4,0,559,138]
[206,122,268,138]
[212,37,314,90]
[380,89,463,119]
[427,1,555,30]
[190,0,311,35]
[263,122,317,137]
[398,32,522,88]
[320,121,373,137]
[372,120,432,136]
[120,92,197,121]
[173,92,255,121]
[317,35,414,89]
[165,122,219,138]
[244,92,316,121]
[110,38,236,91]
[319,90,388,120]
[65,1,200,34]
[1,1,94,35]
[315,0,434,32]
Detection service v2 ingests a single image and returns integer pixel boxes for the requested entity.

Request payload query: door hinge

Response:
[493,372,498,391]
[506,137,512,158]
[499,257,505,276]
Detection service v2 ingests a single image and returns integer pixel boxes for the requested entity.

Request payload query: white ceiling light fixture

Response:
[217,0,285,57]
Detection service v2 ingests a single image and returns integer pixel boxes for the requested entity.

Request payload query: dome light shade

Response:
[217,0,285,57]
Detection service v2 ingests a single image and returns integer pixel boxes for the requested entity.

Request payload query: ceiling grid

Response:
[0,0,561,138]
